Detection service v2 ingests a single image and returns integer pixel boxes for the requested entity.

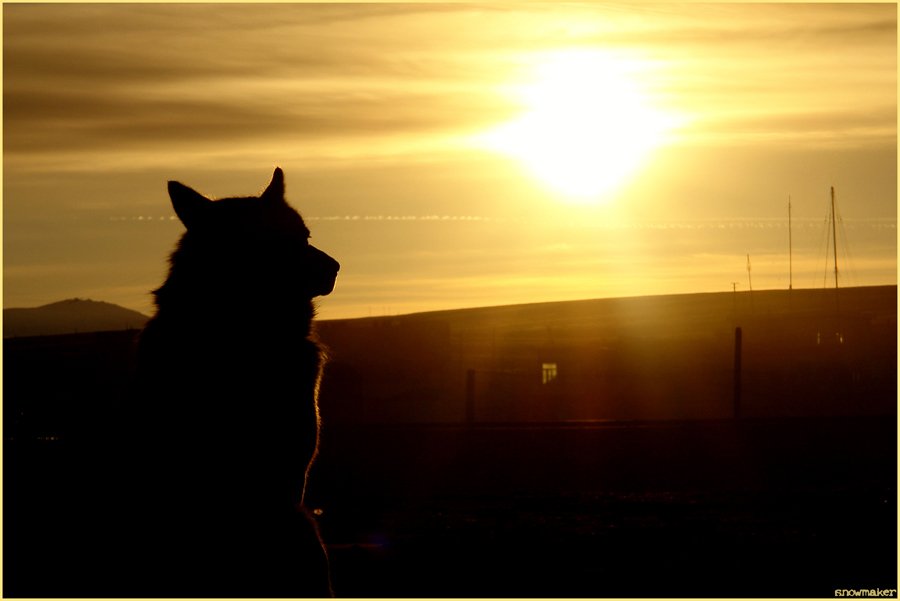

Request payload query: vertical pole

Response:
[466,369,476,425]
[831,186,839,290]
[731,282,738,323]
[733,327,742,420]
[788,195,793,291]
[830,187,841,336]
[746,255,753,311]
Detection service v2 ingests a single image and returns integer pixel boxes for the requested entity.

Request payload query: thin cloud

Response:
[4,4,518,169]
[4,3,895,169]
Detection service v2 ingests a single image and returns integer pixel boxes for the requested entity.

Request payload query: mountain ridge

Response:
[4,298,150,338]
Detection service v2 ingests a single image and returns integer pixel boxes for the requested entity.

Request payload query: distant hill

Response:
[316,285,897,423]
[3,299,149,338]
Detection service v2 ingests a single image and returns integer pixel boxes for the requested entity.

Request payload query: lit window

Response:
[542,362,558,384]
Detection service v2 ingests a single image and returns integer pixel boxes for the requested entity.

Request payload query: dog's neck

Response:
[149,234,317,340]
[154,287,315,337]
[152,278,316,343]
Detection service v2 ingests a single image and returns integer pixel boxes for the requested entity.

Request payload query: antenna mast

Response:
[746,254,752,293]
[830,186,839,290]
[788,195,793,290]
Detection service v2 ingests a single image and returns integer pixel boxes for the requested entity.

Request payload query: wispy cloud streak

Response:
[5,3,895,171]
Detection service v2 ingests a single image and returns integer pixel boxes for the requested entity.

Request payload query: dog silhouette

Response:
[123,167,339,596]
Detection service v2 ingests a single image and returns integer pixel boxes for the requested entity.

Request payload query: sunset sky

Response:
[4,3,896,320]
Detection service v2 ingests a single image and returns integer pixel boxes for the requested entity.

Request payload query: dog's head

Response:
[166,168,339,301]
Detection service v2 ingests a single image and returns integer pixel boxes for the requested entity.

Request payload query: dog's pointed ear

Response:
[261,167,285,203]
[168,181,211,229]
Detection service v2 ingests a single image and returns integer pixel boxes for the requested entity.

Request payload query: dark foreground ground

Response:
[307,418,896,598]
[4,287,897,597]
[6,417,894,598]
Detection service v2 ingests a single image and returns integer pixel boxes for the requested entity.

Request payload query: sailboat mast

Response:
[831,186,839,290]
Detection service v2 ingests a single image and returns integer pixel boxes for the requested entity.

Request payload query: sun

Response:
[479,49,675,205]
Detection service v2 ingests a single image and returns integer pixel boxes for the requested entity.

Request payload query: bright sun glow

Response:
[479,49,677,205]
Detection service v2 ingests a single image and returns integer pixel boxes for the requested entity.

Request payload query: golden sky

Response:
[3,3,897,319]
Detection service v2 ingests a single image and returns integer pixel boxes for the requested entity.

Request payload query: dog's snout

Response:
[309,245,340,274]
[307,245,339,297]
